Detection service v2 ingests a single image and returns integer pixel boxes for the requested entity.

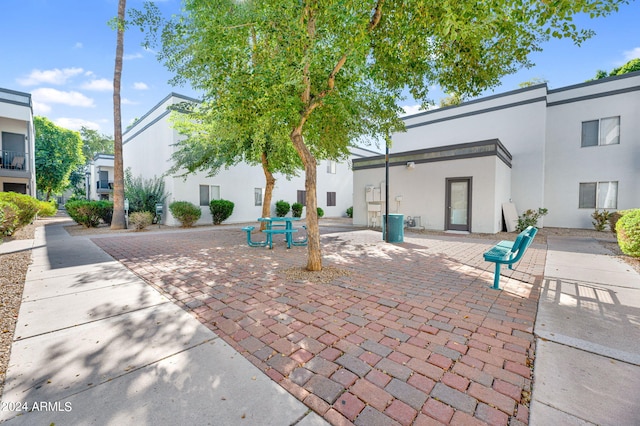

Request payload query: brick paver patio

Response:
[93,227,545,426]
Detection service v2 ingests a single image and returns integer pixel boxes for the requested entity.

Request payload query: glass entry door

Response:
[445,178,471,231]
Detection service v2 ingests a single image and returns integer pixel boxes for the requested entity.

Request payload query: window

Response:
[254,188,263,206]
[326,160,336,174]
[327,192,336,207]
[579,181,618,209]
[297,190,306,206]
[199,185,221,206]
[581,116,620,147]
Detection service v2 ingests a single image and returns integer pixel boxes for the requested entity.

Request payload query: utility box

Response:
[382,214,404,243]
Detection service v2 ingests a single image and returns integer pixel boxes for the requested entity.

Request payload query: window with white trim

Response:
[579,181,618,209]
[199,184,221,206]
[326,160,336,174]
[254,188,263,206]
[581,116,620,147]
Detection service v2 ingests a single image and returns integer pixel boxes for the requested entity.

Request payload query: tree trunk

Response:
[260,152,275,231]
[291,129,321,271]
[111,0,127,230]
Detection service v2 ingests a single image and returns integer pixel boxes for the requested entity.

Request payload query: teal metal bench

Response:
[241,226,269,247]
[483,226,538,290]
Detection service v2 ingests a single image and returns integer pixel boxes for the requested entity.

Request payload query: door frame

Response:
[445,177,472,232]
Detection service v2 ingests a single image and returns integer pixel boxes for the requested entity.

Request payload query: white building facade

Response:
[353,71,640,232]
[85,153,115,201]
[0,88,36,196]
[123,93,371,226]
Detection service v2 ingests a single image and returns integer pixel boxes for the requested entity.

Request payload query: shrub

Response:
[0,200,20,236]
[169,201,201,227]
[275,200,290,217]
[129,211,153,231]
[209,199,234,225]
[609,209,632,235]
[124,168,169,214]
[317,207,324,218]
[291,202,303,218]
[0,192,40,227]
[591,209,613,231]
[37,200,58,217]
[346,206,353,218]
[616,209,640,257]
[95,200,114,225]
[516,207,548,232]
[65,200,101,228]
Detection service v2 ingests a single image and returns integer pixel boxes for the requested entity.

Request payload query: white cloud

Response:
[623,47,640,61]
[81,78,112,91]
[74,42,83,49]
[133,82,149,90]
[124,52,144,60]
[54,117,101,132]
[121,98,137,105]
[32,88,95,108]
[32,101,52,115]
[17,67,84,86]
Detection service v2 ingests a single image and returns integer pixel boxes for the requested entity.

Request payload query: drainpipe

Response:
[384,145,389,243]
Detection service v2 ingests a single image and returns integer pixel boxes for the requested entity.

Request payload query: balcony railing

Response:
[96,180,114,192]
[0,150,28,171]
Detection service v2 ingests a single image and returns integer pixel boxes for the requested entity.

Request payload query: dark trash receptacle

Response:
[382,214,404,243]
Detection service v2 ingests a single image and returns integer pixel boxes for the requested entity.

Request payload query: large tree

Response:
[34,116,84,201]
[148,0,627,271]
[592,58,640,80]
[80,127,114,164]
[110,0,127,229]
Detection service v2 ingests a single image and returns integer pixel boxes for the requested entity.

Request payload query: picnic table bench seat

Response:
[483,226,537,290]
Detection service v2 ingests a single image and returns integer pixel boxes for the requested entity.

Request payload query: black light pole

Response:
[384,144,389,242]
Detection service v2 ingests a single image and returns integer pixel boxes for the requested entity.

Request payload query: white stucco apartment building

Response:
[353,71,640,233]
[122,93,373,226]
[0,88,36,196]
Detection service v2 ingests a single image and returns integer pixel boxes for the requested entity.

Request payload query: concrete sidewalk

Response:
[0,217,326,425]
[530,236,640,426]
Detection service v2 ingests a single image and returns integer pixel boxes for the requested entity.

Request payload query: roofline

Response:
[123,92,201,136]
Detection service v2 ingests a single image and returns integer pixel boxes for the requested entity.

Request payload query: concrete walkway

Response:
[0,217,326,425]
[530,236,640,426]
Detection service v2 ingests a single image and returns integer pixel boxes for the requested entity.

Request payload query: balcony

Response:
[96,180,114,193]
[0,150,29,176]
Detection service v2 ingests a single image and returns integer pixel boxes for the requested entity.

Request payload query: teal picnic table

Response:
[242,217,308,249]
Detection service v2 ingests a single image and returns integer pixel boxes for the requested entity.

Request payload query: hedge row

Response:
[0,193,56,237]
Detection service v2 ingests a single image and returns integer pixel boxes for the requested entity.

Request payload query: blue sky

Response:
[1,0,638,136]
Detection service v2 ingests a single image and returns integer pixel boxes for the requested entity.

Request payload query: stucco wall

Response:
[394,86,547,217]
[123,94,357,226]
[353,156,510,233]
[544,74,640,228]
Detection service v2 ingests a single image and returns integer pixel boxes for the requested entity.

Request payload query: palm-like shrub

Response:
[124,168,168,213]
[169,201,201,227]
[209,199,234,225]
[317,207,324,218]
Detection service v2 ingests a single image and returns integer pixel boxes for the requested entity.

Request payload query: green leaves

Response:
[34,116,85,199]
